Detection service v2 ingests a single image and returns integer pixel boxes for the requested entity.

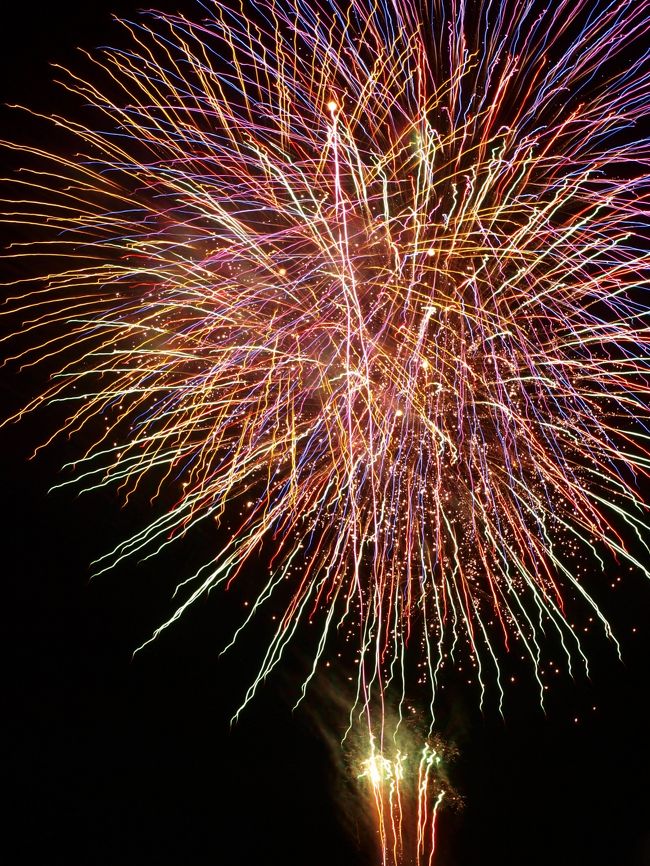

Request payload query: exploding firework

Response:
[2,0,649,737]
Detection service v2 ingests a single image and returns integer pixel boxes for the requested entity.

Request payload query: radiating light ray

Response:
[1,0,649,726]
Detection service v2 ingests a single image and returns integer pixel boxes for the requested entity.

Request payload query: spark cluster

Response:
[359,736,450,866]
[2,0,649,728]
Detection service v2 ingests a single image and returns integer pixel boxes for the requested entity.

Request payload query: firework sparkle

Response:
[2,0,649,740]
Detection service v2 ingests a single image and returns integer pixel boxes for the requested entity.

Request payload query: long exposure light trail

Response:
[358,729,455,866]
[2,6,649,842]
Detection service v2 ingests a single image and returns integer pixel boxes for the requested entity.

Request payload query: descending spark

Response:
[358,730,456,866]
[1,0,649,726]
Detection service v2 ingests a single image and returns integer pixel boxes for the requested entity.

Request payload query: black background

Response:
[2,3,649,864]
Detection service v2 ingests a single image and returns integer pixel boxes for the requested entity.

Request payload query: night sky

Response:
[2,3,649,865]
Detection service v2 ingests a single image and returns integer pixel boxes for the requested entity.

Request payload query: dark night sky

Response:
[2,3,649,864]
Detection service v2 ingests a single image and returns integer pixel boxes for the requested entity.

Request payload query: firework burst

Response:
[2,0,649,730]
